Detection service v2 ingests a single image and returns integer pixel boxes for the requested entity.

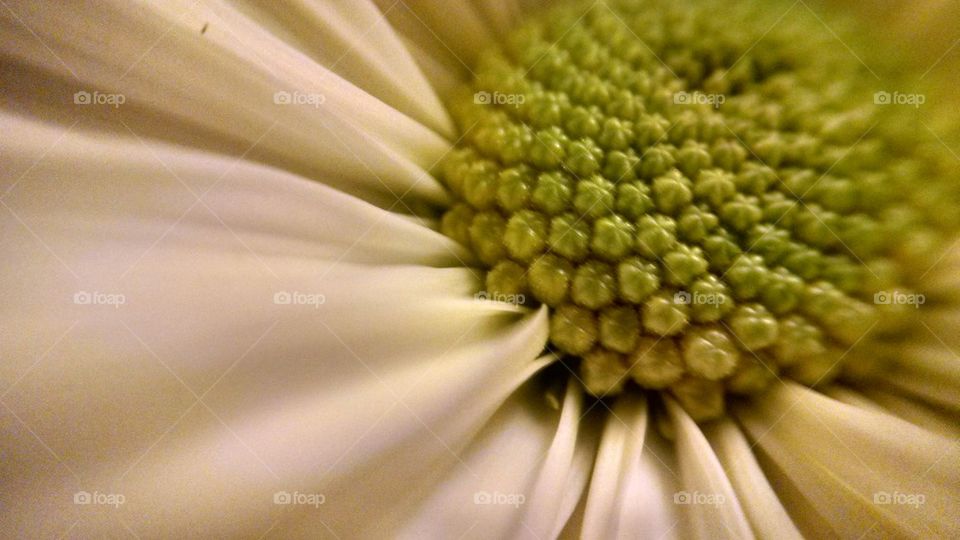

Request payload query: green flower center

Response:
[438,0,959,421]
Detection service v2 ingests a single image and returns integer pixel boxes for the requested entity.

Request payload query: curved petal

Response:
[226,0,453,137]
[2,276,550,538]
[0,113,469,272]
[580,396,682,539]
[580,396,644,539]
[373,0,495,78]
[665,400,754,540]
[1,0,450,208]
[614,419,682,539]
[388,377,595,539]
[821,386,886,412]
[877,345,960,412]
[472,0,525,38]
[0,113,552,537]
[703,419,802,540]
[736,382,960,539]
[922,236,960,298]
[395,34,469,101]
[518,379,599,539]
[854,386,960,439]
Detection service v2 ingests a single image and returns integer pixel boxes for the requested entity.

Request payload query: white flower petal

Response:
[736,382,960,538]
[521,380,599,539]
[389,377,593,539]
[614,422,682,539]
[394,34,471,101]
[581,396,681,539]
[581,396,644,539]
[1,0,450,207]
[373,0,496,79]
[821,386,886,412]
[472,0,525,38]
[1,113,553,536]
[703,419,802,540]
[665,400,754,540]
[226,0,454,137]
[2,256,550,536]
[855,386,960,439]
[1,114,468,272]
[879,345,960,412]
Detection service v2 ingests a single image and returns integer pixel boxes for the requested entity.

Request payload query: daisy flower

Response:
[2,0,959,538]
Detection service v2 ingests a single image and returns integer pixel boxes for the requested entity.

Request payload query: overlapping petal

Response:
[0,113,550,537]
[736,382,960,538]
[1,0,452,208]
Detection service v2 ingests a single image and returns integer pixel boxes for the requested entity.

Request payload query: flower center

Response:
[438,0,959,420]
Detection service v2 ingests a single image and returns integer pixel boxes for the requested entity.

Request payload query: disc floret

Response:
[438,0,959,420]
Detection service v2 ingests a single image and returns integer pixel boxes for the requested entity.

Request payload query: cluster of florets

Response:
[438,0,956,420]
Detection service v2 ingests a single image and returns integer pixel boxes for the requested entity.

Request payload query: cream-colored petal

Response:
[852,386,960,440]
[822,386,886,412]
[580,396,682,539]
[0,114,468,272]
[614,427,682,539]
[878,345,960,412]
[521,380,599,539]
[226,0,453,137]
[581,396,647,539]
[666,400,754,540]
[736,382,960,538]
[704,419,802,540]
[1,0,450,208]
[388,377,594,539]
[373,0,495,79]
[1,112,472,401]
[1,256,550,537]
[397,34,469,102]
[472,0,525,38]
[1,112,553,536]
